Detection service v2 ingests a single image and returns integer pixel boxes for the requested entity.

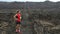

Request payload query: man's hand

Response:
[20,17,22,20]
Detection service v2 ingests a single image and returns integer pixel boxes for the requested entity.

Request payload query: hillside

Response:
[0,1,60,9]
[0,1,60,34]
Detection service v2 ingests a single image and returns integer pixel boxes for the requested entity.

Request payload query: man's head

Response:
[16,10,20,13]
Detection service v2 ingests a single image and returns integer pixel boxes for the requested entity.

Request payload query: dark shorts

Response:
[16,21,21,25]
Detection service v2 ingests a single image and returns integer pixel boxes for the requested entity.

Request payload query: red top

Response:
[16,13,21,22]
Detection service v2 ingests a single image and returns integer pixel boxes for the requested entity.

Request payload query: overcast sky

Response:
[0,0,60,2]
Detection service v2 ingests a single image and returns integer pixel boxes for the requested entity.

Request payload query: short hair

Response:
[16,10,20,13]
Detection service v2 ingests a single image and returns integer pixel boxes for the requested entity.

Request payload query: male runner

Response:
[14,10,21,32]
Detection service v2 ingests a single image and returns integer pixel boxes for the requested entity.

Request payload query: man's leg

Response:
[16,24,20,32]
[18,24,20,32]
[16,24,21,32]
[16,24,20,29]
[16,21,21,32]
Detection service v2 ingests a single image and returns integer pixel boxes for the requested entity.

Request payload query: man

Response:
[14,10,21,32]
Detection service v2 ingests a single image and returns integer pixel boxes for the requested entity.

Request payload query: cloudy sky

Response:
[0,0,60,2]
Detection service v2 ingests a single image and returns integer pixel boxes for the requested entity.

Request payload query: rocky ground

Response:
[0,13,34,34]
[0,9,60,34]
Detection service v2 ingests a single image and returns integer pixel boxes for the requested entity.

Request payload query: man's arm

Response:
[20,14,22,21]
[20,17,22,20]
[14,14,17,20]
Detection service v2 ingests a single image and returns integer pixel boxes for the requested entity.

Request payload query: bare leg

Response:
[16,24,20,30]
[16,24,21,32]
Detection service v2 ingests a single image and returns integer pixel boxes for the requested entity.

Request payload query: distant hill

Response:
[0,1,60,9]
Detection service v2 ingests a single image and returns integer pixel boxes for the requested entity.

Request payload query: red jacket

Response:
[16,13,21,22]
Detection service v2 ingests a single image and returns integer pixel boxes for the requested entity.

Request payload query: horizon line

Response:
[0,0,60,2]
